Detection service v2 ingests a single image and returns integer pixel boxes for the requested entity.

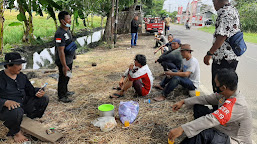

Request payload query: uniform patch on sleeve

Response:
[56,38,61,43]
[212,98,237,125]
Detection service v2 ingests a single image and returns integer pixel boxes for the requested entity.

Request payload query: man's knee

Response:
[7,108,24,123]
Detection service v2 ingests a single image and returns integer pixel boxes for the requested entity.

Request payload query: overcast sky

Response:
[163,0,214,12]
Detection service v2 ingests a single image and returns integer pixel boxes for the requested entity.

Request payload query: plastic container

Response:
[143,99,151,104]
[98,104,115,117]
[168,138,174,144]
[195,89,200,96]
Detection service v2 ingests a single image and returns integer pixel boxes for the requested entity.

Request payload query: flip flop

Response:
[109,93,124,99]
[112,87,121,90]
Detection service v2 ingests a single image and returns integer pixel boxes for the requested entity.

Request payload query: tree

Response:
[0,0,4,55]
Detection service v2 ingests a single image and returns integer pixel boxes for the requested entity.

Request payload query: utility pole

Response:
[114,0,119,45]
[169,4,172,13]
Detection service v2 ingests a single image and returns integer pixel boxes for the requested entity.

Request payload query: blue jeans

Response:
[161,76,196,97]
[131,33,138,46]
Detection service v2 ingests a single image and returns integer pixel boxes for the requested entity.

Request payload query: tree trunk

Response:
[118,0,138,34]
[0,1,4,55]
[54,18,58,31]
[28,13,34,43]
[102,10,112,42]
[101,16,103,36]
[91,14,94,28]
[71,14,75,35]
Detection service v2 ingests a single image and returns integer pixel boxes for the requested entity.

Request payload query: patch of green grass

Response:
[198,26,257,44]
[3,11,106,48]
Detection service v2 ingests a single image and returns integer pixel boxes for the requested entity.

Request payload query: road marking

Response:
[245,55,257,62]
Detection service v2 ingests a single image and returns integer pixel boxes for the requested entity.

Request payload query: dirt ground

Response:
[0,34,194,144]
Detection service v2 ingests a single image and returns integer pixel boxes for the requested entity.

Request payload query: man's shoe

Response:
[58,97,72,103]
[66,91,75,96]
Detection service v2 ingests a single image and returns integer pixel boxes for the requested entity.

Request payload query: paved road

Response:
[169,24,257,142]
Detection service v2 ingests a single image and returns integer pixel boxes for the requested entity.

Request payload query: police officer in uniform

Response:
[55,11,75,103]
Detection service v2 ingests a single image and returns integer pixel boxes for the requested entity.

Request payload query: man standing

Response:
[0,52,49,143]
[203,0,240,93]
[154,44,200,101]
[130,15,141,49]
[164,14,172,35]
[55,11,76,103]
[168,69,252,144]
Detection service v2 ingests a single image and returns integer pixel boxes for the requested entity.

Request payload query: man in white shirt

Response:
[154,44,200,101]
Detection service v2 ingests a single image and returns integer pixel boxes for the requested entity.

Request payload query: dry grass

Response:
[0,34,194,144]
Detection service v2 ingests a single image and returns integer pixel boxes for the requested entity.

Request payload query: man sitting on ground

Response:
[154,44,200,101]
[0,52,49,143]
[155,38,182,71]
[168,69,252,144]
[154,31,168,48]
[110,54,154,98]
[154,34,174,54]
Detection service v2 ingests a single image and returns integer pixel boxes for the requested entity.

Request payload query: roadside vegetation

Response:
[199,26,257,44]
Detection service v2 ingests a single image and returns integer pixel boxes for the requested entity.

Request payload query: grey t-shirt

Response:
[182,57,200,88]
[54,27,75,66]
[159,35,168,44]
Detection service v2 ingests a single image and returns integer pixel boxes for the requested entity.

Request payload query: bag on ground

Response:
[92,116,117,132]
[119,101,139,124]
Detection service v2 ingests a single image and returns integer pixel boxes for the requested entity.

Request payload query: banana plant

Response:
[0,0,4,55]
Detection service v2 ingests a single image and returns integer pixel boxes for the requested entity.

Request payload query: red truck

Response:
[144,17,165,33]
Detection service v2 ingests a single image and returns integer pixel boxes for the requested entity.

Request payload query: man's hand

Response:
[4,100,20,110]
[155,60,158,63]
[139,24,141,27]
[168,126,184,142]
[172,100,185,112]
[63,65,70,76]
[119,77,124,87]
[165,70,174,76]
[204,55,212,65]
[36,90,45,98]
[129,63,134,70]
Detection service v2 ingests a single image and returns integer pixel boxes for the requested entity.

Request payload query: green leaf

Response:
[17,13,26,21]
[8,22,23,26]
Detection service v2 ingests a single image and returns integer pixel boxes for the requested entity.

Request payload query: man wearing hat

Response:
[154,44,200,101]
[155,38,183,71]
[0,52,49,143]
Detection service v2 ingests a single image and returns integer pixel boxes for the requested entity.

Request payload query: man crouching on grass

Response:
[0,52,49,143]
[168,69,252,144]
[110,54,154,98]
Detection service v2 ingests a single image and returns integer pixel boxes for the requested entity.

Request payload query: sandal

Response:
[109,93,124,99]
[112,87,121,90]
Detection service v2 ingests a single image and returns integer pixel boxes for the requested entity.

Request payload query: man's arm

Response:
[58,46,70,76]
[165,71,191,77]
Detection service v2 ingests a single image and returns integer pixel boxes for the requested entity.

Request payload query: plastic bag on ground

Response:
[119,101,139,124]
[92,116,117,132]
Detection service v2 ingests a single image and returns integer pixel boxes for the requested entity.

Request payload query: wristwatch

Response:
[207,51,213,56]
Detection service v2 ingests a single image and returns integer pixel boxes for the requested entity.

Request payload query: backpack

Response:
[227,31,247,56]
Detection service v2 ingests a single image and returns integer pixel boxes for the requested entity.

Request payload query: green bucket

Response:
[98,104,115,117]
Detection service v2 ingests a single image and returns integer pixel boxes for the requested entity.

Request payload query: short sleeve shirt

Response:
[182,57,200,88]
[212,4,240,64]
[54,27,75,65]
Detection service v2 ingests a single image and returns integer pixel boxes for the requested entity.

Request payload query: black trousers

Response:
[180,105,230,144]
[57,63,73,99]
[155,40,163,47]
[211,59,238,93]
[0,96,49,136]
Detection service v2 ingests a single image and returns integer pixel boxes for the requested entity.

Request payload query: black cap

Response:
[0,52,26,65]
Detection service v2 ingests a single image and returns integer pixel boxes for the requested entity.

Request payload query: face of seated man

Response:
[7,64,22,75]
[171,42,180,50]
[168,35,173,42]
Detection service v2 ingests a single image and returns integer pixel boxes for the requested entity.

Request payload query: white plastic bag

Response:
[92,116,117,132]
[119,101,139,124]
